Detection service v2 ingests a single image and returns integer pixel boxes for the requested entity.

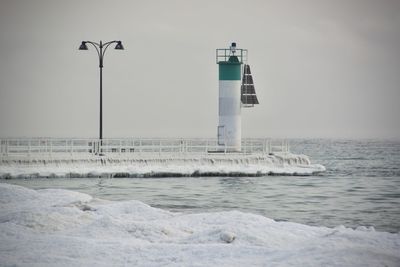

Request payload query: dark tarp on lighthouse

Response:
[241,64,259,106]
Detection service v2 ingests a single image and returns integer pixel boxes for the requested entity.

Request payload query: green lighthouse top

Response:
[216,42,247,64]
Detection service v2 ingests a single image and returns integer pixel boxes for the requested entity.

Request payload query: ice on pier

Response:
[0,183,399,267]
[0,152,325,178]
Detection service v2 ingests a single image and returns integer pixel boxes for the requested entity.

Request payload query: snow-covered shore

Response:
[0,183,399,267]
[0,152,325,178]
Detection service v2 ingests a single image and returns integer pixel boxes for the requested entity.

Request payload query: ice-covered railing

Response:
[0,138,289,159]
[0,139,327,177]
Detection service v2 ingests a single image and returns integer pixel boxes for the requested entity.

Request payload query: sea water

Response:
[2,139,400,233]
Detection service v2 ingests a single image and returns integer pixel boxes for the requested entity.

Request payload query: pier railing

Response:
[0,138,289,159]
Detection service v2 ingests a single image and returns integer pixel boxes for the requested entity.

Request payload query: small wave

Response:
[339,157,369,160]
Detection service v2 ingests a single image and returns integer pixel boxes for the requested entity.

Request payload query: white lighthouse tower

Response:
[216,42,259,152]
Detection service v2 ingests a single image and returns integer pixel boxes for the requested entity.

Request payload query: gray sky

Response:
[0,0,399,139]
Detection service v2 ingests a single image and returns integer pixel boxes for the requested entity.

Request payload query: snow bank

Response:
[0,183,399,267]
[0,152,325,178]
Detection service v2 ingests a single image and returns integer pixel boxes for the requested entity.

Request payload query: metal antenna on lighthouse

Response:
[230,42,237,55]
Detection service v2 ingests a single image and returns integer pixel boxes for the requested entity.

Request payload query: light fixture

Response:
[79,41,88,50]
[115,41,124,50]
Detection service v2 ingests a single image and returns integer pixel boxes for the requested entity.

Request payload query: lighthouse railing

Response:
[216,48,248,63]
[0,138,289,160]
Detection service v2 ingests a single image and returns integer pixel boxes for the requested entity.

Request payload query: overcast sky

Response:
[0,0,399,139]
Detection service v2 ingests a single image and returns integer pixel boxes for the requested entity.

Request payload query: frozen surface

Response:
[0,152,325,178]
[0,183,399,267]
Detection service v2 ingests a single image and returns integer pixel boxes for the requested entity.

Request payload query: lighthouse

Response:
[216,42,259,152]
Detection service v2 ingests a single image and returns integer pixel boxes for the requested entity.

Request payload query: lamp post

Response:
[79,40,124,142]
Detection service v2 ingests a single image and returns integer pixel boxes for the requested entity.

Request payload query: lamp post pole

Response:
[79,40,124,143]
[99,41,103,141]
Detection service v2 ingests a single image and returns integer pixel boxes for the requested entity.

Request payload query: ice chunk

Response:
[220,231,236,243]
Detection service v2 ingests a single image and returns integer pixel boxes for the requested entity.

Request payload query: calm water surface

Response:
[2,139,400,233]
